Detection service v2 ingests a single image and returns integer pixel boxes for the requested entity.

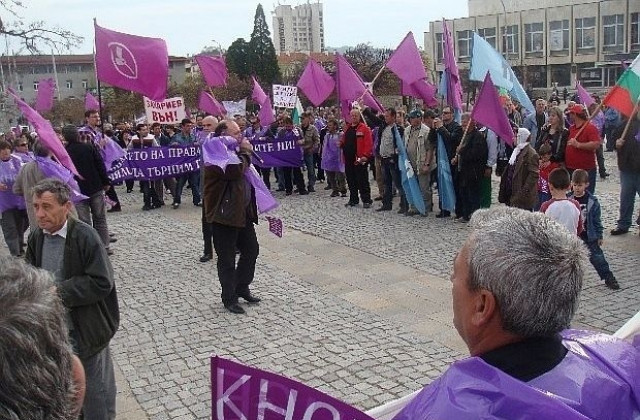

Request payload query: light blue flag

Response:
[470,33,534,114]
[437,134,456,212]
[393,128,426,215]
[438,72,448,101]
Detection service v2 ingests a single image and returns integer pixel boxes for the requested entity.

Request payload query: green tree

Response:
[226,38,251,80]
[248,4,281,85]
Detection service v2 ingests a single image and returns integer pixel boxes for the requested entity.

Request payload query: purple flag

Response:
[94,22,168,101]
[266,216,283,237]
[443,19,463,110]
[401,79,438,107]
[472,73,514,146]
[195,55,228,87]
[296,59,335,106]
[212,356,374,420]
[251,77,268,105]
[34,78,55,112]
[247,166,278,213]
[575,81,595,107]
[386,32,427,85]
[336,54,384,119]
[198,91,227,117]
[7,88,80,176]
[85,92,100,111]
[36,157,88,203]
[0,155,26,213]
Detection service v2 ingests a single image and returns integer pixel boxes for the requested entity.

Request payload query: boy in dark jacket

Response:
[569,169,620,290]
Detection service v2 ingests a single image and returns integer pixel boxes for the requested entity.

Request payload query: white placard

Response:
[272,84,298,109]
[222,99,247,117]
[144,96,187,124]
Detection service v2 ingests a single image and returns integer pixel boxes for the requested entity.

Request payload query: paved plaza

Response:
[3,153,639,419]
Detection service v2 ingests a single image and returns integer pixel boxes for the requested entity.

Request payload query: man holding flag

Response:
[431,107,463,218]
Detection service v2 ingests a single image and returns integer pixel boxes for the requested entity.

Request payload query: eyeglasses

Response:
[18,143,28,147]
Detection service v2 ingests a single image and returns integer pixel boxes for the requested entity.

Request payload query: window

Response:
[525,22,544,52]
[575,17,596,49]
[478,28,497,48]
[33,81,39,91]
[549,20,569,51]
[602,15,624,48]
[633,13,640,49]
[435,33,444,64]
[66,80,73,89]
[82,80,88,89]
[504,25,519,54]
[457,30,472,58]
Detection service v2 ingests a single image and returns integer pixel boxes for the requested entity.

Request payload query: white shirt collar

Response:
[44,220,68,239]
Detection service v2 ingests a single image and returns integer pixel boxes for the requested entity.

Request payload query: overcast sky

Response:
[7,0,468,56]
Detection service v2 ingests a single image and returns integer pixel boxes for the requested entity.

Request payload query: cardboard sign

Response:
[144,96,187,124]
[273,85,298,109]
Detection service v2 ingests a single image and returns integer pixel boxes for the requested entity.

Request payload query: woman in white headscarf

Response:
[498,127,540,210]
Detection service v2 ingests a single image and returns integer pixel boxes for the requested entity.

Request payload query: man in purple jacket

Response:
[393,207,639,420]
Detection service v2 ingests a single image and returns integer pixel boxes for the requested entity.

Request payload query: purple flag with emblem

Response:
[85,92,100,111]
[266,216,283,237]
[195,55,228,87]
[386,32,427,85]
[35,78,55,112]
[443,19,463,111]
[297,59,335,106]
[94,22,168,101]
[7,88,80,176]
[472,73,514,146]
[198,91,227,117]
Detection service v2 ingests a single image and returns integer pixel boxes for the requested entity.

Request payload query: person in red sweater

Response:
[565,104,601,194]
[340,108,373,208]
[535,144,560,211]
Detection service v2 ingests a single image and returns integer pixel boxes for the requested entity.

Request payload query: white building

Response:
[272,1,325,54]
[425,0,640,91]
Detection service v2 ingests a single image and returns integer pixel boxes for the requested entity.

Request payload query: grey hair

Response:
[0,256,75,420]
[467,208,587,337]
[32,178,71,205]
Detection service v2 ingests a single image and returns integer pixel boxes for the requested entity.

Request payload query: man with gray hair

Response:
[0,256,86,420]
[393,207,640,419]
[25,178,120,420]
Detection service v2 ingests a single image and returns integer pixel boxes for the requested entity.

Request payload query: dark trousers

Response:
[584,239,613,281]
[282,166,305,194]
[460,178,482,219]
[211,220,259,305]
[315,153,325,181]
[125,179,134,192]
[596,145,607,176]
[381,158,406,209]
[202,207,213,257]
[141,181,161,207]
[256,167,271,190]
[345,160,371,204]
[174,171,200,205]
[453,169,463,217]
[0,208,28,256]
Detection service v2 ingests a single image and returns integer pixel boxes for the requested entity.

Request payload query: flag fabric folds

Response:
[335,54,384,119]
[437,135,456,212]
[394,130,426,215]
[251,77,275,125]
[7,88,80,176]
[443,20,463,111]
[386,32,427,85]
[471,72,515,146]
[85,92,100,111]
[401,79,438,107]
[195,55,228,88]
[265,216,283,237]
[603,53,640,118]
[94,22,169,101]
[297,59,335,106]
[198,91,226,117]
[34,78,55,112]
[470,33,534,114]
[575,81,595,107]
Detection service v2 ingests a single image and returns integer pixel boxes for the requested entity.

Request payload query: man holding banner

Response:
[171,118,201,209]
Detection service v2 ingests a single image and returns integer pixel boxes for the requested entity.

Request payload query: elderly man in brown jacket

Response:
[203,120,260,314]
[499,128,540,210]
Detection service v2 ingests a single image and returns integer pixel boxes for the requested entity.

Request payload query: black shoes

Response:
[376,206,392,212]
[345,202,358,207]
[330,191,339,197]
[363,202,372,209]
[397,208,407,214]
[605,277,620,290]
[436,211,451,218]
[600,172,610,179]
[610,228,629,236]
[307,187,315,193]
[324,185,332,191]
[224,303,245,314]
[374,196,383,201]
[238,293,261,303]
[199,254,212,263]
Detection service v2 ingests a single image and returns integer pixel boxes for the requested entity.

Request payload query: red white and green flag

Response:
[603,53,640,117]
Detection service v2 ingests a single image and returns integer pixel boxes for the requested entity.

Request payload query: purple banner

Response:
[212,356,374,420]
[250,136,303,168]
[107,146,201,183]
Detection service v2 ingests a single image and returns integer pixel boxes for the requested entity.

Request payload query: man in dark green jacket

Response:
[26,178,119,420]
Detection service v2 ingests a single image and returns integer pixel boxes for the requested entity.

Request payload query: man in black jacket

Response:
[430,106,463,217]
[26,178,119,420]
[611,108,640,235]
[63,125,113,255]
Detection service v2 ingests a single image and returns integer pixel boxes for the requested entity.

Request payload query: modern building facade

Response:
[425,0,640,91]
[272,1,325,54]
[0,54,189,129]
